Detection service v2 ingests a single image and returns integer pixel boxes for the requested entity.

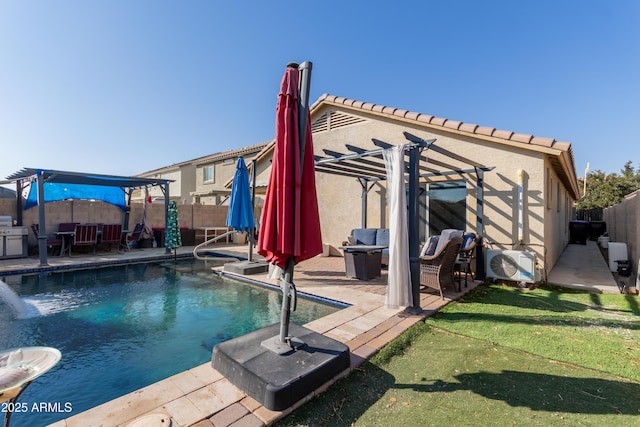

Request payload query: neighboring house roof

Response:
[310,94,579,199]
[192,142,269,166]
[138,142,270,178]
[0,186,16,198]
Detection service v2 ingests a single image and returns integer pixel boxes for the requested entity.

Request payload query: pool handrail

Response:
[193,230,237,260]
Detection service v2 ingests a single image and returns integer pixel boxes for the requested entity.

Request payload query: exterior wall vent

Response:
[311,111,366,133]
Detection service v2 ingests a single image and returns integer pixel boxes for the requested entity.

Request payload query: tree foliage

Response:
[576,161,640,210]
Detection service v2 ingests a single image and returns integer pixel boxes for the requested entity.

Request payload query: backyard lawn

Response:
[278,283,640,426]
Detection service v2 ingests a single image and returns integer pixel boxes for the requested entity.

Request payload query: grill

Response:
[0,215,28,259]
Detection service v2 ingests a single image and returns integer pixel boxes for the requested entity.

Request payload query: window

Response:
[203,165,214,183]
[427,182,467,236]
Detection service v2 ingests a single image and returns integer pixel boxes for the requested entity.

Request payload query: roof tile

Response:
[493,129,514,139]
[475,126,495,136]
[315,94,572,154]
[511,133,533,143]
[444,120,462,130]
[553,141,571,151]
[459,123,478,133]
[530,136,556,147]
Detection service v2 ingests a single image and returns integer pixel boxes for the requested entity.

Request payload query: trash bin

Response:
[569,220,589,245]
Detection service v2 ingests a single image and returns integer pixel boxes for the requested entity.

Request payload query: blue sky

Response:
[1,1,638,189]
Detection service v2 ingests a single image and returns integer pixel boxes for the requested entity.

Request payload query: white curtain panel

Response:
[383,144,412,308]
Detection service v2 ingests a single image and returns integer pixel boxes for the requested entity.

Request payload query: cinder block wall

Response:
[603,191,640,270]
[0,199,228,246]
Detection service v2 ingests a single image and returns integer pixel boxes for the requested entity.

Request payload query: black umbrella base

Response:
[223,260,269,275]
[211,323,350,411]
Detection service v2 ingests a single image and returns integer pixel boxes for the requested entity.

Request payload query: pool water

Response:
[0,259,341,427]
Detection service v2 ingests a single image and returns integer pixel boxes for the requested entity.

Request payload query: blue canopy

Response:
[24,182,126,210]
[225,157,255,232]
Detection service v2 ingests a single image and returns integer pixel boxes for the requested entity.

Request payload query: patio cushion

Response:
[376,229,389,248]
[420,236,440,256]
[461,233,476,251]
[433,229,463,255]
[352,228,377,245]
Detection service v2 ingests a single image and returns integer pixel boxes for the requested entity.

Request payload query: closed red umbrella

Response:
[258,64,322,268]
[258,62,322,352]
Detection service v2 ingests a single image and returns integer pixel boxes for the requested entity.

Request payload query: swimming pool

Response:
[0,259,342,427]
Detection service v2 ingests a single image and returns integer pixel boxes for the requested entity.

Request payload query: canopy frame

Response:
[4,168,173,266]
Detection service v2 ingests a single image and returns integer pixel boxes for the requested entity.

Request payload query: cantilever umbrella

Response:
[226,157,255,254]
[257,62,322,353]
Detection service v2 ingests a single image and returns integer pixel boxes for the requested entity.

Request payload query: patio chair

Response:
[456,233,481,287]
[71,224,99,255]
[419,236,463,299]
[126,223,145,249]
[31,224,62,256]
[100,223,122,252]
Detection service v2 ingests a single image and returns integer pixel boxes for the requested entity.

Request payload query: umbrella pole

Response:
[279,257,295,343]
[248,159,257,262]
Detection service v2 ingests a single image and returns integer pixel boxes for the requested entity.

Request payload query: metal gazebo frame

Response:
[5,168,173,266]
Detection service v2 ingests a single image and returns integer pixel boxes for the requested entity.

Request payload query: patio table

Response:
[0,347,61,427]
[55,231,75,257]
[339,245,387,280]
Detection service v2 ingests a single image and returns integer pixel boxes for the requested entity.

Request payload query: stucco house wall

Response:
[289,95,578,277]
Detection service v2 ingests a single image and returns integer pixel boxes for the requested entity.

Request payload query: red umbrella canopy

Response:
[257,66,322,269]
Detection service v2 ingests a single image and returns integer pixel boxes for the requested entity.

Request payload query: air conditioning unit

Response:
[486,250,537,283]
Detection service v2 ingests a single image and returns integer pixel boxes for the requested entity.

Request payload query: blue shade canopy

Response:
[25,182,126,210]
[226,157,255,233]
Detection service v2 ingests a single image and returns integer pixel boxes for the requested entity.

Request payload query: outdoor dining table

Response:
[55,231,75,257]
[0,346,61,427]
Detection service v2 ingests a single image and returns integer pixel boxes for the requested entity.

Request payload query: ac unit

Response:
[486,250,537,283]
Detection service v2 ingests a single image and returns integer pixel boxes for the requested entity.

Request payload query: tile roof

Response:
[310,93,579,199]
[312,94,572,154]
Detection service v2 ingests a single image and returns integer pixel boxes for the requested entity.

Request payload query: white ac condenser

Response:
[486,250,537,283]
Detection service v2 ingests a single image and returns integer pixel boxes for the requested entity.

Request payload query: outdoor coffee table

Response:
[0,346,61,427]
[339,245,387,280]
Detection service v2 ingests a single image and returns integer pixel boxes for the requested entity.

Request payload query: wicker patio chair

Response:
[419,236,463,299]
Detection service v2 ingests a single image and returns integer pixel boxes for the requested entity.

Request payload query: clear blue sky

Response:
[1,1,638,189]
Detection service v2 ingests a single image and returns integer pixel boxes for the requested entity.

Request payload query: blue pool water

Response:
[0,259,341,427]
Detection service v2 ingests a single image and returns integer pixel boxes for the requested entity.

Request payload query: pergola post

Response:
[475,168,485,280]
[37,171,48,266]
[408,146,422,312]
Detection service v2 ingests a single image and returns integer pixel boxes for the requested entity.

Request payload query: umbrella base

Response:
[223,260,269,275]
[211,323,350,411]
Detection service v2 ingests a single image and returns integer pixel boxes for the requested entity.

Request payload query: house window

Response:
[427,182,467,236]
[203,165,214,183]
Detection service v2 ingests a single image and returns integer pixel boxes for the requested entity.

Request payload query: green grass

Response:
[277,284,640,426]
